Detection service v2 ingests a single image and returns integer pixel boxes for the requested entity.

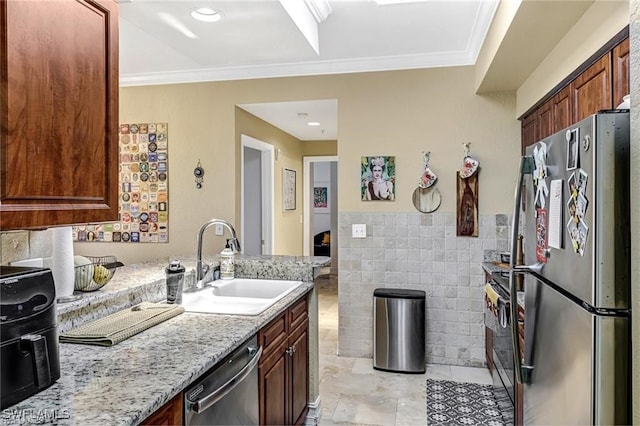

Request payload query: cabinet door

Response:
[521,113,537,155]
[289,319,309,425]
[535,100,553,141]
[141,393,183,426]
[551,86,571,134]
[259,340,288,426]
[612,37,629,108]
[0,0,119,230]
[571,53,612,123]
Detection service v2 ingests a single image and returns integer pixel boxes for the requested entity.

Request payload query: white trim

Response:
[303,155,338,256]
[305,395,322,425]
[119,51,476,86]
[241,135,275,255]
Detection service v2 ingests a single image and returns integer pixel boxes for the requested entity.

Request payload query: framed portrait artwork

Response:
[314,185,329,212]
[361,156,395,201]
[283,168,296,211]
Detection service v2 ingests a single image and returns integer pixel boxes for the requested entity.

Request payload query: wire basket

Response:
[74,255,118,292]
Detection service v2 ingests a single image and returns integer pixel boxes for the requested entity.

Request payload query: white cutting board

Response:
[10,258,44,267]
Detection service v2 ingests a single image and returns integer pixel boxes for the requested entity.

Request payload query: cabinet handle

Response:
[286,345,296,356]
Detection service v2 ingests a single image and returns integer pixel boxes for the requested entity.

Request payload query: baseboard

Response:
[304,396,322,425]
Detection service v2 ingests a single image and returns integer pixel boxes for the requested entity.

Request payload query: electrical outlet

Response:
[215,224,224,235]
[352,224,367,238]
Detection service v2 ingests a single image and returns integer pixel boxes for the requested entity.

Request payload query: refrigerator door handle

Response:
[509,155,535,385]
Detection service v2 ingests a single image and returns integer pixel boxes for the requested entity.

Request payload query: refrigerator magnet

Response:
[567,217,579,254]
[568,173,577,199]
[566,128,579,170]
[536,208,549,263]
[567,197,578,224]
[577,219,589,256]
[577,169,588,196]
[576,193,589,219]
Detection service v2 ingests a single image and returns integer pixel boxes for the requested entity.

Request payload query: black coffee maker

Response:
[0,266,60,409]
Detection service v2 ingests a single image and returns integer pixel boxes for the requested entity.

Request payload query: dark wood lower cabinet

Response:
[259,339,288,426]
[485,326,494,374]
[141,393,183,426]
[259,296,309,425]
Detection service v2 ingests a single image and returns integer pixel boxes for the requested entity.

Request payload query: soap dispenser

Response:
[220,239,235,280]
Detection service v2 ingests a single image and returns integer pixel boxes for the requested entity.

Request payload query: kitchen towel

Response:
[59,302,185,346]
[51,226,75,300]
[484,283,509,332]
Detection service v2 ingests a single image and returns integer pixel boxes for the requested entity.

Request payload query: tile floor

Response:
[316,270,492,425]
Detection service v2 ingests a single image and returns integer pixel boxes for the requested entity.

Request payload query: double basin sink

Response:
[181,278,303,316]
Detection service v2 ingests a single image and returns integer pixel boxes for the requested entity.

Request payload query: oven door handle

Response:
[190,345,263,414]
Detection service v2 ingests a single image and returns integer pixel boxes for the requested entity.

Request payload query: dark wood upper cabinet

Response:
[521,113,537,154]
[535,99,553,141]
[520,33,628,153]
[570,53,612,123]
[0,0,119,230]
[552,85,572,134]
[612,37,630,107]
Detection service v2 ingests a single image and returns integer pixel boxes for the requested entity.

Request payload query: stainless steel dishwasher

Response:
[184,336,262,425]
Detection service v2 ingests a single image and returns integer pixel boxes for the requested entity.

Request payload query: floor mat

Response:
[426,379,512,425]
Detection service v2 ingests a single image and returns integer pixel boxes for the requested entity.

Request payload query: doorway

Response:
[303,156,338,272]
[241,134,274,255]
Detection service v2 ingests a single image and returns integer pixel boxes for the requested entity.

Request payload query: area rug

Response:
[426,379,512,426]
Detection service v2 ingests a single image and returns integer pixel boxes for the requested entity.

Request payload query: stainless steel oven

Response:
[184,336,262,425]
[488,273,515,421]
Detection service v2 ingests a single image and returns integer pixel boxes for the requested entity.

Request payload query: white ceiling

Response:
[119,0,499,140]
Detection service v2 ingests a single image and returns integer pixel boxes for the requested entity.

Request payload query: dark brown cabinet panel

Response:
[521,113,537,154]
[535,99,553,141]
[259,340,288,426]
[570,53,612,123]
[0,0,119,230]
[520,35,627,153]
[259,297,309,425]
[552,86,572,134]
[290,319,309,425]
[141,393,183,426]
[612,37,630,107]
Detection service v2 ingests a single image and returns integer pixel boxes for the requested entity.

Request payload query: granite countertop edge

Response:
[1,255,328,426]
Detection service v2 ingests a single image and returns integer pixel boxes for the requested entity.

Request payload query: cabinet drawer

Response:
[288,297,308,332]
[259,312,287,356]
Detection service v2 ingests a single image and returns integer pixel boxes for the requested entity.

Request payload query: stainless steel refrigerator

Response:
[509,111,630,425]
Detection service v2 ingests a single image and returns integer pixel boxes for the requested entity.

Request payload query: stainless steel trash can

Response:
[373,288,425,373]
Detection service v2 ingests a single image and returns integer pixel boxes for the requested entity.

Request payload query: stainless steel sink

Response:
[181,278,303,316]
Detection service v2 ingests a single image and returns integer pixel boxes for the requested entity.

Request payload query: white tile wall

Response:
[337,211,510,367]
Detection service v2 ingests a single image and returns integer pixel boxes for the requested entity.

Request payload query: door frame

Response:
[241,134,274,255]
[303,155,338,256]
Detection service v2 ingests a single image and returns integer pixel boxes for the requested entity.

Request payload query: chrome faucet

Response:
[196,218,241,282]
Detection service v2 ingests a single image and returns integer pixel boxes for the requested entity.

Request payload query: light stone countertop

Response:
[1,255,329,426]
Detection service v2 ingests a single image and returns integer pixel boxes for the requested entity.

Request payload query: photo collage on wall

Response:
[72,123,169,243]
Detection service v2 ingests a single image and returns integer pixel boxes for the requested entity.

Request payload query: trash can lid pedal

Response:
[373,288,426,299]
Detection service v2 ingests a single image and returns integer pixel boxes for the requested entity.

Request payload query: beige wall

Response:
[302,140,338,157]
[235,107,305,255]
[335,67,519,212]
[516,0,629,116]
[73,67,519,265]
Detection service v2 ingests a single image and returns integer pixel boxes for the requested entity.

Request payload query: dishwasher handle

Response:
[189,345,263,414]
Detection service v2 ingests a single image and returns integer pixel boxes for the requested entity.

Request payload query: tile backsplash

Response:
[0,230,53,265]
[337,211,510,367]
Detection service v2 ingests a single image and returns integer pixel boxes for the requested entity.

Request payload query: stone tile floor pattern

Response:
[316,270,493,425]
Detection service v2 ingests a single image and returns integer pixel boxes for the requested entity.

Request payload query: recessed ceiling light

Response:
[191,8,222,23]
[308,122,320,126]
